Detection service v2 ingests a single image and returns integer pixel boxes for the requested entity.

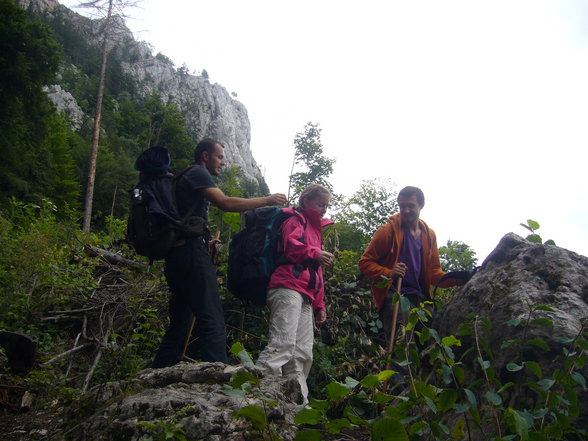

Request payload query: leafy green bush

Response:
[295,302,588,441]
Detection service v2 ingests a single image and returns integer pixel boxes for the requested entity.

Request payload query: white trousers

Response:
[256,288,314,404]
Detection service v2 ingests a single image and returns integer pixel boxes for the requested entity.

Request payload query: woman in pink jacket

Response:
[257,184,335,405]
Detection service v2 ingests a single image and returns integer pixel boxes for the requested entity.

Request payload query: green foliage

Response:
[438,239,478,273]
[334,178,398,250]
[520,219,556,246]
[0,198,96,329]
[155,52,174,67]
[294,303,588,441]
[309,250,385,390]
[0,0,80,210]
[225,343,285,440]
[288,122,335,203]
[138,417,188,441]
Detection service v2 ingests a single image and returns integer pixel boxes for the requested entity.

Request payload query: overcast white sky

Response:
[61,0,588,262]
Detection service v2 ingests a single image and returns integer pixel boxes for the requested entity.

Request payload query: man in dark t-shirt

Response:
[152,139,287,367]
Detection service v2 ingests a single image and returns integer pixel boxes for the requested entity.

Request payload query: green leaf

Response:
[229,342,257,369]
[373,392,395,404]
[344,406,369,426]
[375,275,391,289]
[294,408,324,425]
[543,239,555,245]
[537,378,556,391]
[485,391,502,406]
[229,371,258,388]
[430,421,450,436]
[498,382,516,394]
[233,405,267,429]
[520,223,534,233]
[526,234,542,243]
[424,396,437,413]
[527,338,550,351]
[477,357,491,370]
[428,328,441,344]
[439,388,458,411]
[526,219,540,230]
[307,399,329,410]
[408,421,428,435]
[441,336,462,347]
[464,389,477,409]
[534,305,555,312]
[507,362,524,372]
[294,429,323,441]
[451,419,466,439]
[453,403,470,413]
[360,374,380,389]
[344,377,360,389]
[504,408,529,440]
[325,418,352,434]
[371,418,409,441]
[443,345,456,361]
[222,385,247,398]
[452,365,464,383]
[570,372,586,390]
[325,381,352,401]
[530,318,553,327]
[524,361,542,378]
[377,370,394,382]
[414,381,436,399]
[507,319,521,327]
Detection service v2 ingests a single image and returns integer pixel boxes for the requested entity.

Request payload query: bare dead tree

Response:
[77,0,141,232]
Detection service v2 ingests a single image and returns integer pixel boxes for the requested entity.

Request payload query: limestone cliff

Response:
[18,0,264,185]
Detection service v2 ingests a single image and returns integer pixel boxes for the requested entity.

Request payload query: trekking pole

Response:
[383,277,402,392]
[180,230,221,361]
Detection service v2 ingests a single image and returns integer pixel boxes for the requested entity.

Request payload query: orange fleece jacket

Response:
[358,213,453,311]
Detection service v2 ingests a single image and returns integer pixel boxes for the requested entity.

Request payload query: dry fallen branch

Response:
[41,343,94,366]
[83,244,148,270]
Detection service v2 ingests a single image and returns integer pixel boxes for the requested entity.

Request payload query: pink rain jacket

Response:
[267,206,333,312]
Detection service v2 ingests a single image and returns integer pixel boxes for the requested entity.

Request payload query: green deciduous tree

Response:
[334,178,398,251]
[288,122,335,202]
[439,239,478,272]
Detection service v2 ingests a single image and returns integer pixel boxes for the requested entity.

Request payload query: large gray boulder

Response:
[64,362,301,441]
[434,233,588,434]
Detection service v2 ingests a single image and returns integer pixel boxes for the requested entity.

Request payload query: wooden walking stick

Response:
[383,277,402,391]
[180,230,221,361]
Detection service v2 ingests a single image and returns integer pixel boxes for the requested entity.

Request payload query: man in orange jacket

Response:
[359,186,461,346]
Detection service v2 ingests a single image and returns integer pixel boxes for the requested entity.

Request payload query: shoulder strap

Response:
[172,166,201,222]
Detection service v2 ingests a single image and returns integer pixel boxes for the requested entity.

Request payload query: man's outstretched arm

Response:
[202,187,287,212]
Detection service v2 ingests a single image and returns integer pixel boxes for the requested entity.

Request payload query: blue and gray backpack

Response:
[227,207,305,305]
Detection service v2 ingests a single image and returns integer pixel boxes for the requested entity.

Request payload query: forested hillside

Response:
[2,0,268,227]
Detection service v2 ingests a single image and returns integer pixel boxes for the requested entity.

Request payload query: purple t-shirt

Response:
[398,228,425,301]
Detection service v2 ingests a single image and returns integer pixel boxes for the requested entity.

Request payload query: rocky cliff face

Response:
[121,46,261,182]
[19,0,264,184]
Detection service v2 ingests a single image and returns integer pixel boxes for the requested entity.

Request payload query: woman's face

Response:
[303,193,330,218]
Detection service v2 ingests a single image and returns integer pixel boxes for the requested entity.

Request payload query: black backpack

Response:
[227,207,305,305]
[127,146,201,262]
[127,173,182,262]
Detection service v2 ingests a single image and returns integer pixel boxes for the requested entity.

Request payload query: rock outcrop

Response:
[65,362,301,441]
[434,233,588,436]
